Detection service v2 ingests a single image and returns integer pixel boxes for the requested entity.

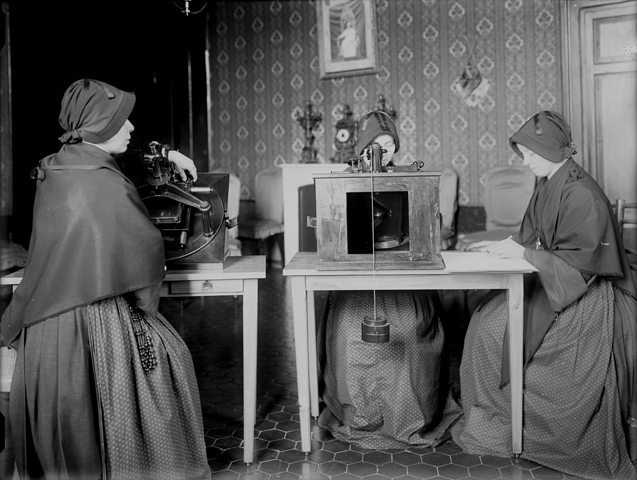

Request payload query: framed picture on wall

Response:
[316,0,378,79]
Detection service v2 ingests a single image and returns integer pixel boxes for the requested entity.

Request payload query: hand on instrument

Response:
[168,150,198,182]
[484,237,525,259]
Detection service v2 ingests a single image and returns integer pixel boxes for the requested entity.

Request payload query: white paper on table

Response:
[441,251,537,272]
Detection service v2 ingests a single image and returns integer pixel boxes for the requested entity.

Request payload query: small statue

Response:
[295,100,323,163]
[373,94,396,120]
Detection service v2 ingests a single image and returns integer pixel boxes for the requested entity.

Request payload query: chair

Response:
[211,168,242,257]
[456,165,536,250]
[298,183,317,252]
[0,239,27,272]
[0,345,16,393]
[0,344,17,479]
[238,168,285,264]
[614,198,637,277]
[452,165,536,326]
[439,168,459,250]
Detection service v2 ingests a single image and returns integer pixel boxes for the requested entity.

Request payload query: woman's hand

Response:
[484,237,525,259]
[464,240,497,252]
[168,150,198,182]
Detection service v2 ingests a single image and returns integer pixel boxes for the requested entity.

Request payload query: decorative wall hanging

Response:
[172,0,208,16]
[316,0,378,79]
[451,41,491,108]
[296,100,323,163]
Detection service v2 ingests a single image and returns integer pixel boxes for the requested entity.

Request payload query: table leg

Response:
[291,276,312,452]
[243,279,259,465]
[307,292,320,419]
[508,275,524,455]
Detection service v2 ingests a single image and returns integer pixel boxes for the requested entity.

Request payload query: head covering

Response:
[356,110,400,154]
[509,111,577,163]
[58,79,135,144]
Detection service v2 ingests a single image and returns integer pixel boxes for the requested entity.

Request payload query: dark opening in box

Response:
[346,191,410,254]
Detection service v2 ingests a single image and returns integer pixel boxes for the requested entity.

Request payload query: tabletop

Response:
[283,251,536,276]
[0,255,267,286]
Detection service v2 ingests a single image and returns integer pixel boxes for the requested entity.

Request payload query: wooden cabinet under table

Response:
[282,251,536,457]
[1,255,266,466]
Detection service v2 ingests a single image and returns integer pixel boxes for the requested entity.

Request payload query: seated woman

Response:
[452,111,636,479]
[317,110,462,449]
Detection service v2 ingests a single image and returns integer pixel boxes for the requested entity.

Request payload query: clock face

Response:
[336,128,350,143]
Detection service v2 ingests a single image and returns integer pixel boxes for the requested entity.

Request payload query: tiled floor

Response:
[160,264,587,480]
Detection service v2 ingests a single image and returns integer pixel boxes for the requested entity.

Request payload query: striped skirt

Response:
[10,295,210,480]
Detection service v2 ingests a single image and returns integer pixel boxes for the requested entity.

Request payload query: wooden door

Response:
[563,1,637,203]
[581,2,637,202]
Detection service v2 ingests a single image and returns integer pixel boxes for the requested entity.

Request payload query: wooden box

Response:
[313,171,445,270]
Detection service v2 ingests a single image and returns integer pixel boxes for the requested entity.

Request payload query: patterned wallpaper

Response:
[207,0,561,206]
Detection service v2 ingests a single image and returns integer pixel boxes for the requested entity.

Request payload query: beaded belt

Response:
[127,302,158,375]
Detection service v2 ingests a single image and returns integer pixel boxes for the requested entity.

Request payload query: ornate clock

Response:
[331,104,357,164]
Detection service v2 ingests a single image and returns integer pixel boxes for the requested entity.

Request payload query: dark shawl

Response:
[1,143,165,347]
[505,159,636,368]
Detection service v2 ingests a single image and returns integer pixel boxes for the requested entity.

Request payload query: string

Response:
[370,153,377,320]
[466,38,478,66]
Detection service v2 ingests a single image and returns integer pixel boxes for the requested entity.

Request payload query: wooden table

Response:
[282,251,536,456]
[1,255,266,466]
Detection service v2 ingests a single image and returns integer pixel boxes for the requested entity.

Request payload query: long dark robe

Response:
[453,159,637,479]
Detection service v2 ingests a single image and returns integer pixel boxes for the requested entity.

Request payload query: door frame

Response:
[560,0,636,175]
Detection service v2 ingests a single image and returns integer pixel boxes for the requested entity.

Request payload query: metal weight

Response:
[361,315,389,343]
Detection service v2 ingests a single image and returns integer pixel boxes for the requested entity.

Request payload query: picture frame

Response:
[316,0,379,79]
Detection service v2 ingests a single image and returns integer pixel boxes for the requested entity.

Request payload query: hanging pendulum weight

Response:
[362,315,389,343]
[361,143,390,343]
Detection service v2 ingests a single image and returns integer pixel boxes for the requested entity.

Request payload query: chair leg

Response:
[275,233,285,266]
[462,290,472,329]
[255,239,264,256]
